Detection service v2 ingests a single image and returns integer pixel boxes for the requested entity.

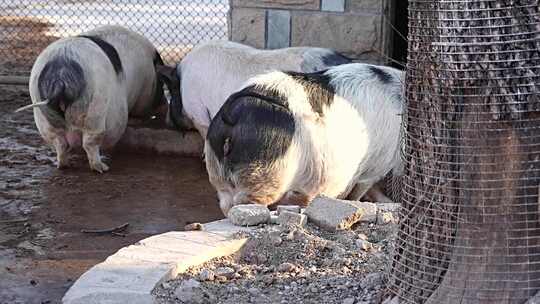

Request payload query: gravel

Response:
[153,209,398,304]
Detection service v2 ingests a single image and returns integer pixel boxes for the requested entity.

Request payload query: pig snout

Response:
[218,190,252,216]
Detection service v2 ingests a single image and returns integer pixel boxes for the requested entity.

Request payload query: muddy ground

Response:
[0,85,223,304]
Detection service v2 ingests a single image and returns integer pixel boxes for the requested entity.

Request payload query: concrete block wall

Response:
[228,0,394,64]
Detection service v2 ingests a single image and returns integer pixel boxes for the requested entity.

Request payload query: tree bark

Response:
[386,0,540,303]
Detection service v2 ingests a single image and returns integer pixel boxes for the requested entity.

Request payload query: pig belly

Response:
[66,131,82,149]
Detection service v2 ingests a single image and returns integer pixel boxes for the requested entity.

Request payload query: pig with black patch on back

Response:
[155,40,351,138]
[204,63,404,215]
[16,25,167,172]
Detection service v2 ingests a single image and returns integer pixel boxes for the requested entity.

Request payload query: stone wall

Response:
[228,0,394,64]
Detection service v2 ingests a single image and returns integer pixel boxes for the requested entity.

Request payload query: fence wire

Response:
[0,0,228,77]
[386,0,540,303]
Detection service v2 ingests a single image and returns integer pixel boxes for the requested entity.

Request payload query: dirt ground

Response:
[153,218,398,304]
[0,85,223,304]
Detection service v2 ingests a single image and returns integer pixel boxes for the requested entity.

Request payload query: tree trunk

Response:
[386,0,540,303]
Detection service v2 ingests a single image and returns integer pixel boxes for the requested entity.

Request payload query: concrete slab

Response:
[62,219,251,304]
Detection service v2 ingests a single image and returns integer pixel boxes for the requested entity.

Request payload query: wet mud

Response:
[0,85,222,304]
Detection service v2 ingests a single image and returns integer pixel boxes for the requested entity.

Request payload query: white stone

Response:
[382,297,400,304]
[228,204,270,226]
[350,201,378,223]
[198,269,215,281]
[278,210,307,227]
[215,267,235,279]
[269,215,279,225]
[356,239,373,251]
[174,279,206,304]
[276,205,301,214]
[377,203,401,212]
[304,196,364,231]
[342,297,355,304]
[277,262,296,273]
[377,211,395,225]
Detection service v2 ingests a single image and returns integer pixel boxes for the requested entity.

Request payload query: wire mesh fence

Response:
[385,0,540,303]
[0,0,229,77]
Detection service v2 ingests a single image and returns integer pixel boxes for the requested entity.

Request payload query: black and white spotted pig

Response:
[156,40,351,138]
[204,63,404,215]
[17,25,166,172]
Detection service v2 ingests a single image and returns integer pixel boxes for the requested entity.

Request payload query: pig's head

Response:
[205,85,308,216]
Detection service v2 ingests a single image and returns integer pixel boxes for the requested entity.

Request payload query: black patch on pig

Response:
[38,55,86,120]
[79,35,123,74]
[152,50,166,110]
[207,85,295,168]
[301,49,351,72]
[285,70,335,116]
[320,51,352,67]
[369,65,392,84]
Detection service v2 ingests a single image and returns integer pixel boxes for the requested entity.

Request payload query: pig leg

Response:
[364,184,394,204]
[53,136,70,169]
[346,182,374,201]
[194,123,209,162]
[82,133,109,173]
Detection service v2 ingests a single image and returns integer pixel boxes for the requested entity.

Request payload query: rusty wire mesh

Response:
[0,0,228,77]
[385,0,540,303]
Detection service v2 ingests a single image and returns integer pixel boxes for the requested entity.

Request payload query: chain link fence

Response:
[0,0,229,77]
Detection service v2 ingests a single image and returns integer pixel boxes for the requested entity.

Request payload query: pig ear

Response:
[156,64,178,85]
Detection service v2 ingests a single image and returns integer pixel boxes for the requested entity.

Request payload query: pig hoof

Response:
[57,163,70,170]
[90,161,110,173]
[57,158,71,169]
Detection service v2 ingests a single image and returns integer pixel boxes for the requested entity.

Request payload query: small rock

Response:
[198,269,215,281]
[161,281,171,289]
[382,297,400,304]
[174,279,206,303]
[350,201,378,223]
[358,233,368,240]
[228,204,270,226]
[248,287,259,296]
[215,275,227,283]
[262,275,274,284]
[256,253,268,264]
[362,273,383,289]
[215,267,235,279]
[277,205,301,214]
[269,215,279,224]
[343,297,355,304]
[184,222,203,231]
[377,211,395,225]
[304,196,365,231]
[277,262,296,273]
[309,285,318,293]
[377,203,401,212]
[356,239,373,251]
[270,235,283,246]
[278,210,307,227]
[285,229,296,241]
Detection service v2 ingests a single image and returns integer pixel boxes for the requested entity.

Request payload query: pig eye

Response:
[223,137,231,156]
